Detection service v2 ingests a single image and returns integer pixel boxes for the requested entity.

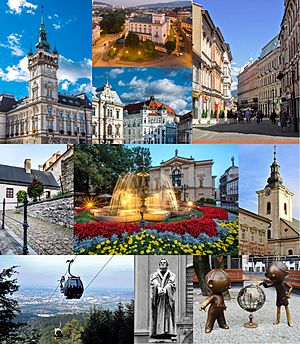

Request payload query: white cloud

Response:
[107,68,124,79]
[231,81,238,90]
[0,33,25,57]
[61,80,71,91]
[0,56,29,82]
[119,76,191,115]
[75,83,92,94]
[7,0,37,14]
[232,66,241,77]
[58,56,92,83]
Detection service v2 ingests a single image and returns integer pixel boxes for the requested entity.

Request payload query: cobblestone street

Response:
[193,119,299,143]
[2,210,73,255]
[194,286,300,344]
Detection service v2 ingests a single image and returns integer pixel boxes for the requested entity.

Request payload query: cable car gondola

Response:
[54,327,63,339]
[60,259,84,299]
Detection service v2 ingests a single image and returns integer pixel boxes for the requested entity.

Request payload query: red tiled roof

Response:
[124,97,176,116]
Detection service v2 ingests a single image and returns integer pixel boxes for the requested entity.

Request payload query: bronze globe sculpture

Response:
[237,284,266,328]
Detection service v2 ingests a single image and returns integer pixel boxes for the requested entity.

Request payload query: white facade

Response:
[149,150,216,202]
[0,13,92,144]
[125,13,170,45]
[124,96,177,144]
[92,81,124,144]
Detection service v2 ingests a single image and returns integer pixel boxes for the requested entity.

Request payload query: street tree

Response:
[165,40,176,54]
[125,32,140,48]
[27,177,44,202]
[0,266,25,341]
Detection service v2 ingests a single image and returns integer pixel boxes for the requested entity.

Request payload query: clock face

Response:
[47,68,52,76]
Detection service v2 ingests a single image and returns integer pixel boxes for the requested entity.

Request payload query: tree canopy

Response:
[74,145,152,195]
[101,11,126,34]
[0,266,24,341]
[27,177,44,202]
[125,32,140,48]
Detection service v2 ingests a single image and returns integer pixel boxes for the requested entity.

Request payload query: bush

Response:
[165,40,176,54]
[16,190,27,204]
[27,177,44,202]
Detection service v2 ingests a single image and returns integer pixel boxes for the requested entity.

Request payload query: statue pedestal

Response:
[149,338,177,343]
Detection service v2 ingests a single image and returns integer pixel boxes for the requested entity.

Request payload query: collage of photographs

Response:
[0,0,299,343]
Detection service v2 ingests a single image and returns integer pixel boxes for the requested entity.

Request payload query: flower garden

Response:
[74,206,239,255]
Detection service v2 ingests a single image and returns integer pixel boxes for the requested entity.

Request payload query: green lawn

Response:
[120,45,161,62]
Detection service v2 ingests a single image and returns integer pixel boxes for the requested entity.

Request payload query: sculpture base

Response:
[244,321,258,328]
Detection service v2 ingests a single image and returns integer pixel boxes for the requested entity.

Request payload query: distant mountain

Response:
[93,1,112,7]
[138,1,191,8]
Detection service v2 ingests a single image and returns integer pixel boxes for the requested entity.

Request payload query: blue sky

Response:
[0,145,67,169]
[129,144,238,181]
[194,0,284,89]
[239,145,300,219]
[93,67,192,116]
[0,0,91,100]
[0,255,134,289]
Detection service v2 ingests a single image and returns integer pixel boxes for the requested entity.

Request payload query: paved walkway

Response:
[194,285,300,344]
[0,229,24,254]
[3,211,73,255]
[193,119,299,143]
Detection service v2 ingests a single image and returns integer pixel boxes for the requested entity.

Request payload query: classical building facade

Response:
[0,13,92,144]
[223,44,233,113]
[149,149,216,202]
[134,255,193,344]
[256,35,282,116]
[219,157,239,210]
[192,3,231,124]
[177,111,192,144]
[279,0,300,131]
[0,159,60,210]
[237,59,259,110]
[239,208,271,256]
[92,81,124,144]
[239,146,300,256]
[125,13,170,45]
[124,96,177,144]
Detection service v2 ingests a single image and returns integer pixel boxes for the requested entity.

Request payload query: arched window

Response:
[288,249,293,255]
[172,169,181,187]
[107,124,112,136]
[284,203,287,215]
[267,202,271,215]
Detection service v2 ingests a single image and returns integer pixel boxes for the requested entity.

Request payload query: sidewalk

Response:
[193,119,299,143]
[194,286,300,344]
[0,226,36,255]
[3,211,73,255]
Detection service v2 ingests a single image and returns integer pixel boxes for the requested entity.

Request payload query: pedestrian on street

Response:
[270,110,276,125]
[256,111,261,124]
[280,110,288,132]
[245,109,251,123]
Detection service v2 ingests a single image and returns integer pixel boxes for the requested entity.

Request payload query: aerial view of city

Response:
[0,255,134,343]
[92,0,192,66]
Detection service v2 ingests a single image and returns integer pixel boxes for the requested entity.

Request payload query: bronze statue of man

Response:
[260,261,293,326]
[150,258,176,339]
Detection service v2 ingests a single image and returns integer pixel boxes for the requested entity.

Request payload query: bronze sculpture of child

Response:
[260,261,293,327]
[199,269,231,333]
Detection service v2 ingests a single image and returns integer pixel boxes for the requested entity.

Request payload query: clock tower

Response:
[256,146,293,240]
[28,8,59,102]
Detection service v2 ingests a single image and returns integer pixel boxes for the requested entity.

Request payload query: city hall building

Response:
[0,13,92,144]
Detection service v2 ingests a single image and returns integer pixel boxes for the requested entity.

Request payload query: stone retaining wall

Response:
[17,195,74,228]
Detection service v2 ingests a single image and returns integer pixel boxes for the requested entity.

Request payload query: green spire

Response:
[35,5,50,51]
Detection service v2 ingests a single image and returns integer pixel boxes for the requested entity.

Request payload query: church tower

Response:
[28,7,59,102]
[256,146,293,240]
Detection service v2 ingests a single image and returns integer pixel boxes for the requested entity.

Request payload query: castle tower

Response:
[257,146,294,241]
[28,7,59,102]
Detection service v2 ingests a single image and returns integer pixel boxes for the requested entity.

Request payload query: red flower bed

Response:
[194,206,228,221]
[74,216,217,240]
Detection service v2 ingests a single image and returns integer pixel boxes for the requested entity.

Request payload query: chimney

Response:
[24,159,31,174]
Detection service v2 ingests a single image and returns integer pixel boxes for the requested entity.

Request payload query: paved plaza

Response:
[194,285,300,344]
[193,119,299,143]
[1,211,73,255]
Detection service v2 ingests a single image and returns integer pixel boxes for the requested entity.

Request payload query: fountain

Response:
[91,158,179,223]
